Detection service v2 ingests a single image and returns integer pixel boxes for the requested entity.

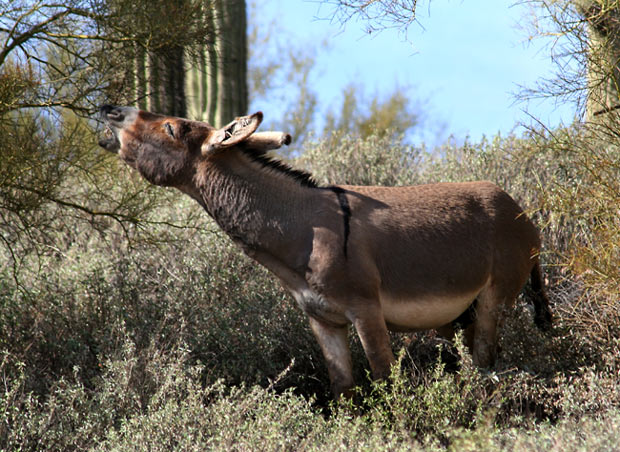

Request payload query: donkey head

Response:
[98,106,290,187]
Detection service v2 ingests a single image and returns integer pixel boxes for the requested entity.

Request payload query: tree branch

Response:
[0,8,71,66]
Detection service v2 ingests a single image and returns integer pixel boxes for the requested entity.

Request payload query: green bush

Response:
[0,202,328,397]
[298,132,421,186]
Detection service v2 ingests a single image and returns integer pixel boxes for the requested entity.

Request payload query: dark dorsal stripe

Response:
[329,186,351,258]
[241,147,318,188]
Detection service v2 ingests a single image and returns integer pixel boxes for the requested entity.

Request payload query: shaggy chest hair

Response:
[197,157,292,248]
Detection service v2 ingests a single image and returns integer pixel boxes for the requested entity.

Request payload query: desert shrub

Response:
[349,337,500,444]
[0,197,329,398]
[538,127,620,334]
[298,132,421,186]
[1,334,142,452]
[4,335,620,452]
[448,408,620,452]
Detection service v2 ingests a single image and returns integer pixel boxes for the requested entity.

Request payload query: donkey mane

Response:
[240,146,319,188]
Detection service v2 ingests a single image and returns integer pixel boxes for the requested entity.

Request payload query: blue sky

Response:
[251,0,576,145]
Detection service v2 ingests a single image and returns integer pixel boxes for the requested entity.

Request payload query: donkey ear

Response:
[201,112,263,156]
[243,131,292,152]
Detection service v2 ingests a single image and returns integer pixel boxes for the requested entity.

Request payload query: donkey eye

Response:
[164,123,175,138]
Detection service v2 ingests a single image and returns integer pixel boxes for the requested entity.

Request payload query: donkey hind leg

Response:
[471,286,505,368]
[436,323,475,353]
[308,317,354,398]
[352,307,396,381]
[436,298,477,352]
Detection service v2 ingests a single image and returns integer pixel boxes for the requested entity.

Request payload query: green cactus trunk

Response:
[131,0,247,126]
[575,0,620,124]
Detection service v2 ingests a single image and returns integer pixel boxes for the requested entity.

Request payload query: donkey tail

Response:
[530,261,553,331]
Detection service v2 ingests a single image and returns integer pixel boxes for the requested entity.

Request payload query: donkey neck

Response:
[193,150,318,252]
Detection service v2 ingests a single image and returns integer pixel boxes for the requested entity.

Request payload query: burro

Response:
[98,106,552,398]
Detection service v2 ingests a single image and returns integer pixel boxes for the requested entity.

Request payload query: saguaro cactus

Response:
[186,0,248,126]
[133,45,186,117]
[574,0,620,123]
[131,0,247,126]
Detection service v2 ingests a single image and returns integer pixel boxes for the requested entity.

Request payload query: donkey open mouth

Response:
[98,105,141,153]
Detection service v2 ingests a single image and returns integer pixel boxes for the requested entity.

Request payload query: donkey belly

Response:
[379,289,480,331]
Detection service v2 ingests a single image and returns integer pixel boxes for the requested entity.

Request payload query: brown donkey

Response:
[98,105,552,397]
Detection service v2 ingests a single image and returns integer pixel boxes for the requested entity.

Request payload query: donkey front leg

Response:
[308,317,354,398]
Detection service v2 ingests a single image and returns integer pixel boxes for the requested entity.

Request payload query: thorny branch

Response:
[317,0,420,35]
